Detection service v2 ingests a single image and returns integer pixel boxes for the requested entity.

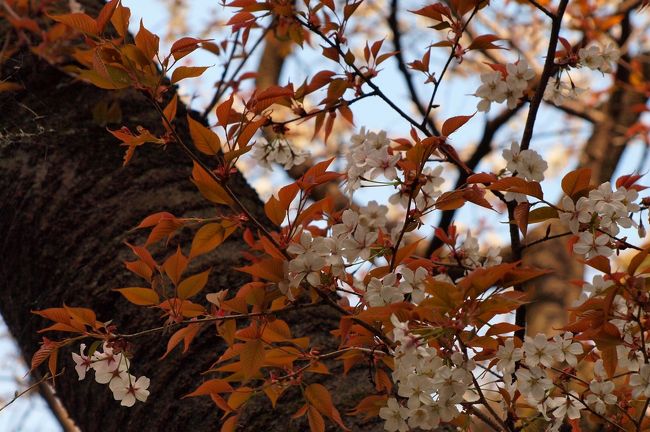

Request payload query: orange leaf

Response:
[114,287,160,306]
[307,406,325,432]
[264,196,285,226]
[442,114,474,136]
[184,379,234,397]
[562,168,591,198]
[163,246,188,286]
[161,322,201,359]
[172,66,210,84]
[110,3,131,37]
[304,383,348,430]
[163,94,178,128]
[190,222,237,258]
[49,13,98,35]
[135,20,160,60]
[96,0,119,33]
[178,269,211,299]
[349,395,388,419]
[187,115,221,155]
[191,161,233,205]
[170,37,210,61]
[240,339,265,379]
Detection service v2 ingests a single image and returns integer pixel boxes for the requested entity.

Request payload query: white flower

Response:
[617,345,643,372]
[573,231,612,259]
[496,339,523,374]
[72,344,92,380]
[505,59,535,91]
[600,43,621,72]
[544,77,571,105]
[251,136,308,170]
[476,71,508,101]
[630,364,650,399]
[379,398,409,432]
[288,252,326,287]
[109,375,151,407]
[549,391,583,420]
[92,343,129,376]
[365,273,404,307]
[524,334,558,368]
[475,71,508,112]
[502,141,547,182]
[95,360,129,385]
[399,267,428,304]
[515,366,553,402]
[578,45,605,71]
[552,332,583,367]
[586,380,617,414]
[559,196,591,234]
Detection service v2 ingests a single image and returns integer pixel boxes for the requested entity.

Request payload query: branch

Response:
[519,0,569,151]
[422,5,480,125]
[387,0,440,136]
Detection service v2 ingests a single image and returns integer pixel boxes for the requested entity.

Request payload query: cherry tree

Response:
[2,0,650,431]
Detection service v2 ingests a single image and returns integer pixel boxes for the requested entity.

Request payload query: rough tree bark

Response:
[0,37,381,432]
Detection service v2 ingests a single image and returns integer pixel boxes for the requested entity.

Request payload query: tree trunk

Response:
[0,45,380,432]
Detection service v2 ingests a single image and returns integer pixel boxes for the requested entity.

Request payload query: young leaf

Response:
[135,20,160,60]
[171,66,210,84]
[114,287,160,306]
[187,115,221,155]
[178,269,211,299]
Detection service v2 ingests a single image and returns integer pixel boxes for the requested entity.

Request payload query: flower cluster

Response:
[380,316,475,431]
[72,343,150,407]
[251,135,309,169]
[559,181,640,258]
[578,43,620,73]
[345,128,401,193]
[284,201,394,298]
[543,77,583,105]
[381,320,632,432]
[475,60,535,112]
[501,141,548,202]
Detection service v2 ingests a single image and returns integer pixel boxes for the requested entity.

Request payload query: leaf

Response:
[49,13,98,35]
[307,406,325,432]
[485,322,523,336]
[191,161,233,205]
[172,66,210,84]
[349,395,388,419]
[487,177,543,200]
[110,3,131,37]
[163,246,188,286]
[114,287,160,306]
[561,168,591,198]
[514,201,530,237]
[170,37,210,61]
[178,269,211,299]
[240,339,265,379]
[441,114,474,136]
[468,34,505,51]
[0,82,23,92]
[163,94,178,127]
[435,190,466,210]
[135,20,160,60]
[264,196,286,226]
[184,379,233,397]
[190,222,237,258]
[96,0,119,33]
[528,206,559,224]
[187,115,221,155]
[304,383,348,430]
